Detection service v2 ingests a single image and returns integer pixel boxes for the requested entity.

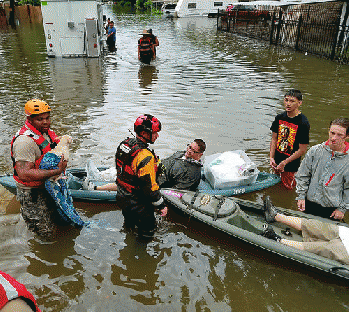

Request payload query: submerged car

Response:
[161,3,177,17]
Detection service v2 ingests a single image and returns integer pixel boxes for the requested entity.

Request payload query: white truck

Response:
[41,0,104,57]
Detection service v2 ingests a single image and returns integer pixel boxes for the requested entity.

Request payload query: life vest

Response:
[0,270,41,312]
[115,137,158,194]
[138,37,153,56]
[10,120,60,187]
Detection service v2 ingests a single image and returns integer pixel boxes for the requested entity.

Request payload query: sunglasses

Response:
[187,144,201,154]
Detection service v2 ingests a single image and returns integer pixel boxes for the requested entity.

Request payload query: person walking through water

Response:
[11,99,68,237]
[148,28,159,60]
[138,29,153,64]
[115,114,167,238]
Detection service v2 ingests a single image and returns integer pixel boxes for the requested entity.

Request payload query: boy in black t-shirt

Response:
[269,89,310,189]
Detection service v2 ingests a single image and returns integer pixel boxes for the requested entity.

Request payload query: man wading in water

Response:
[11,100,68,237]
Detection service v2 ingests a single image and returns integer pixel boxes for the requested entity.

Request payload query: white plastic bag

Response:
[203,150,259,189]
[86,161,117,181]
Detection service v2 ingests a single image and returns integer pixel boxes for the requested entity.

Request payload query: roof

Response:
[227,0,338,7]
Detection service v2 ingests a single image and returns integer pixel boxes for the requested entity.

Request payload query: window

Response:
[214,2,223,6]
[165,4,176,9]
[188,3,196,9]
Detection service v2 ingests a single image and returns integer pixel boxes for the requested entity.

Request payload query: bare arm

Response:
[15,157,67,183]
[1,298,35,312]
[276,143,308,172]
[96,183,118,191]
[269,132,278,170]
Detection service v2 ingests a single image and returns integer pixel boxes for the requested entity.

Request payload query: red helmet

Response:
[134,114,161,135]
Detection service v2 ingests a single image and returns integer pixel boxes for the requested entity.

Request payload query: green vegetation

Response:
[114,1,134,14]
[113,0,162,14]
[18,0,41,5]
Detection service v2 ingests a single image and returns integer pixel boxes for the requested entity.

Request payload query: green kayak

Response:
[161,188,349,281]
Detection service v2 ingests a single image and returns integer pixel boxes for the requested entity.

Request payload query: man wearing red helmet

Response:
[11,99,68,237]
[115,114,167,238]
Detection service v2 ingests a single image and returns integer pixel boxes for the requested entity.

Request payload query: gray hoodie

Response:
[295,142,349,213]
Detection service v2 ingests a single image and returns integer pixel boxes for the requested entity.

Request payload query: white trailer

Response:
[175,0,233,17]
[41,0,104,57]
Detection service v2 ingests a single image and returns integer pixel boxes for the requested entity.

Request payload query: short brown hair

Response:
[330,117,349,135]
[194,139,206,153]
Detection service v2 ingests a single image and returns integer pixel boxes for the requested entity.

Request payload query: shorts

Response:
[301,219,349,265]
[16,187,60,237]
[304,199,335,219]
[280,171,296,190]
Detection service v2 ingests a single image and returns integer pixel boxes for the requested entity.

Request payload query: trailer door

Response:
[85,18,100,57]
[59,22,85,57]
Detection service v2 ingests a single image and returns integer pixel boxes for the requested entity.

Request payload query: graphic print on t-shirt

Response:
[276,120,298,156]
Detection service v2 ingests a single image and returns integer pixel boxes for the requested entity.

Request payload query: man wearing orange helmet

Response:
[115,114,167,238]
[11,99,68,237]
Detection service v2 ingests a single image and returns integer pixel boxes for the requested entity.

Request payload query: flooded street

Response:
[1,6,349,311]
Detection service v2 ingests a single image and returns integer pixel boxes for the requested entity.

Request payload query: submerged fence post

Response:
[270,11,276,44]
[217,9,220,30]
[295,14,303,51]
[9,0,15,27]
[330,16,342,60]
[275,10,283,45]
[337,2,349,49]
[228,13,231,32]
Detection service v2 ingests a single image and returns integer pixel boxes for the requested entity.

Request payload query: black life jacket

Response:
[139,37,152,56]
[115,137,152,193]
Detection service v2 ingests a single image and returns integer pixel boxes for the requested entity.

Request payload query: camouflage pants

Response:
[16,188,59,238]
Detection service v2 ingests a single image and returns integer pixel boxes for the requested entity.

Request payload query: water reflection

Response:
[138,64,158,91]
[0,9,349,312]
[111,232,159,304]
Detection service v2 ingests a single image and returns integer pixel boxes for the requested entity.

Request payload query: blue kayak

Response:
[198,171,280,196]
[0,167,280,202]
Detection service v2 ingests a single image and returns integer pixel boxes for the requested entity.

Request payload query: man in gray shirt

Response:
[295,117,349,220]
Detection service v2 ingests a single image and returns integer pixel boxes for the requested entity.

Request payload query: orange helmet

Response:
[24,99,51,116]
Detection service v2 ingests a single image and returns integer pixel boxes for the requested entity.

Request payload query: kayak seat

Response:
[226,208,263,234]
[180,193,239,218]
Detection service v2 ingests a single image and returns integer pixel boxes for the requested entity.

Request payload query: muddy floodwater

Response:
[0,6,349,311]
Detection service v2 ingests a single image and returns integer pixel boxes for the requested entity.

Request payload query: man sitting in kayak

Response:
[261,196,349,265]
[158,139,206,191]
[83,139,206,192]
